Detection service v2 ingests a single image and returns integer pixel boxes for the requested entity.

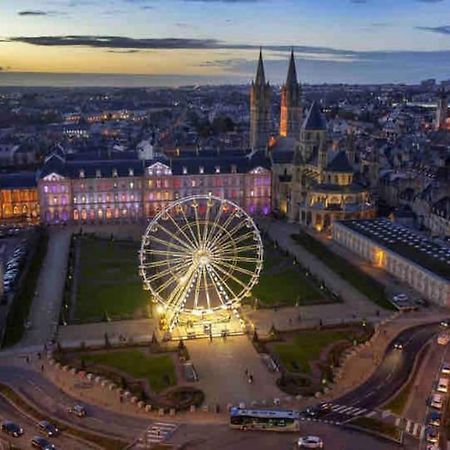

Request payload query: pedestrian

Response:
[25,356,30,364]
[244,368,249,376]
[249,374,254,384]
[156,428,161,437]
[40,364,44,372]
[37,352,41,360]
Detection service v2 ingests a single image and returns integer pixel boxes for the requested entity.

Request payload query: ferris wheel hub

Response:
[193,248,212,267]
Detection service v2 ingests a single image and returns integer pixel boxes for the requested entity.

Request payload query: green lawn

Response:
[252,243,330,307]
[75,237,149,321]
[273,329,351,374]
[83,350,176,393]
[292,232,395,310]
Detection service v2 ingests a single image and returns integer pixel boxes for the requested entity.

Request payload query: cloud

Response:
[416,25,450,35]
[416,0,444,2]
[18,10,49,16]
[106,49,142,53]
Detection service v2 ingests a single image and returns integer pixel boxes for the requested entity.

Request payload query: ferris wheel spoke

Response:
[208,264,240,302]
[156,222,196,252]
[214,259,256,278]
[202,266,212,309]
[213,231,256,254]
[166,212,198,251]
[179,207,200,247]
[212,244,260,260]
[147,258,192,284]
[193,204,203,247]
[193,267,203,310]
[204,200,224,247]
[206,210,236,251]
[217,255,260,264]
[166,266,196,310]
[140,257,186,269]
[211,260,251,291]
[206,267,228,306]
[147,234,192,254]
[208,219,247,251]
[144,248,190,258]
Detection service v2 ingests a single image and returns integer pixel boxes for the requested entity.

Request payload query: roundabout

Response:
[139,195,263,338]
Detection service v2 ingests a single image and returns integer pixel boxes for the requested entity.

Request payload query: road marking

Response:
[331,404,342,411]
[405,420,413,434]
[412,422,419,436]
[333,405,350,413]
[419,425,425,439]
[365,411,377,418]
[352,408,367,416]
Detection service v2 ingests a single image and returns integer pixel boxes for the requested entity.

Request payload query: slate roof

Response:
[0,171,37,189]
[325,150,353,173]
[303,101,327,131]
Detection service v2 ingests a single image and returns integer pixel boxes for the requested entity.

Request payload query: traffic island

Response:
[348,416,403,444]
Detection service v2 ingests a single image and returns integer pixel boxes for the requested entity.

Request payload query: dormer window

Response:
[199,166,204,174]
[182,166,188,175]
[129,168,134,177]
[112,168,118,177]
[215,166,220,174]
[231,165,237,174]
[96,169,101,178]
[79,169,85,178]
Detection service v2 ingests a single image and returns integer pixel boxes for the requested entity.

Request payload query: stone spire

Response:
[250,48,271,150]
[279,49,302,138]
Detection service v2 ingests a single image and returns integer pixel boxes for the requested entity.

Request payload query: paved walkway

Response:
[256,219,387,321]
[13,228,72,349]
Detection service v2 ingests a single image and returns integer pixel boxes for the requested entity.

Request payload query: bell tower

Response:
[250,49,271,150]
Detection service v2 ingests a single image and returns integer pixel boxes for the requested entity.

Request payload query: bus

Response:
[229,408,300,432]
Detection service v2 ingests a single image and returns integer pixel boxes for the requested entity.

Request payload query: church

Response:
[250,49,377,231]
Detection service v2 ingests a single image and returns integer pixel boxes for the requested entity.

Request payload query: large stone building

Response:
[333,218,450,306]
[38,148,272,225]
[0,172,39,224]
[436,87,449,131]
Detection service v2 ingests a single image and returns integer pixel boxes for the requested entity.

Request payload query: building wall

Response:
[0,188,39,224]
[333,221,450,307]
[38,169,272,224]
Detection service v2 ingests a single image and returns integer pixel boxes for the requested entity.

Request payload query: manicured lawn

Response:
[292,232,395,310]
[273,329,351,374]
[252,243,331,307]
[83,350,176,393]
[75,237,149,321]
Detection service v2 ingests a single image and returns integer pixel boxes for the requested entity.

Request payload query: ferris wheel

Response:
[139,195,263,328]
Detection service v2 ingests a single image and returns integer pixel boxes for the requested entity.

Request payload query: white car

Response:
[442,362,450,375]
[297,436,324,449]
[430,394,444,410]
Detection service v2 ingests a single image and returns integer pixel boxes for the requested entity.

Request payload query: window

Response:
[130,181,134,189]
[215,166,220,174]
[182,166,188,175]
[112,168,118,177]
[199,166,204,174]
[96,169,101,178]
[231,165,237,174]
[129,168,134,177]
[79,169,85,178]
[44,185,49,193]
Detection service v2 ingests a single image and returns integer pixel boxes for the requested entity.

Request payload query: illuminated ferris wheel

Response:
[139,195,263,330]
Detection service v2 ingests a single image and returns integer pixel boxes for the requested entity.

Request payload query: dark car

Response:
[440,319,450,328]
[67,404,86,417]
[428,412,441,427]
[31,436,56,449]
[1,420,24,437]
[37,421,59,437]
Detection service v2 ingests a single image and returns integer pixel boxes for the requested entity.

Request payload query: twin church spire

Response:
[250,48,302,150]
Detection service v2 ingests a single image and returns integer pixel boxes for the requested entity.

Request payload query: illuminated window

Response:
[79,169,85,178]
[215,166,220,174]
[96,169,101,178]
[199,166,204,174]
[112,168,118,177]
[183,166,188,175]
[44,185,49,193]
[130,181,134,189]
[129,168,134,177]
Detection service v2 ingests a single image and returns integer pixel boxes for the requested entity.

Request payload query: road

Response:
[0,395,95,449]
[317,323,440,424]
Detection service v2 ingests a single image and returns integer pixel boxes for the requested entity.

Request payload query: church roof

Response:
[286,49,298,88]
[303,101,327,131]
[326,150,353,173]
[255,48,266,86]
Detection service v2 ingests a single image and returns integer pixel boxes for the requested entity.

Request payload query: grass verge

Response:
[350,417,403,442]
[82,350,176,393]
[292,232,395,310]
[0,383,127,449]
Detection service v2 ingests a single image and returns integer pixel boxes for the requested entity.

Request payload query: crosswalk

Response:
[395,417,425,439]
[328,404,370,417]
[134,422,178,448]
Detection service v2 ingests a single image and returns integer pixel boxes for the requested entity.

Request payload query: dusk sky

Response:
[1,0,450,85]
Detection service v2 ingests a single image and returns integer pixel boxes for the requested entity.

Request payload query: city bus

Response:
[229,407,301,432]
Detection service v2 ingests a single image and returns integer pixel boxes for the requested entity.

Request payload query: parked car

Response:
[297,436,324,448]
[31,436,56,449]
[440,319,450,328]
[428,412,441,427]
[37,421,59,437]
[1,420,24,437]
[67,404,86,417]
[426,427,440,444]
[442,362,450,376]
[430,394,444,410]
